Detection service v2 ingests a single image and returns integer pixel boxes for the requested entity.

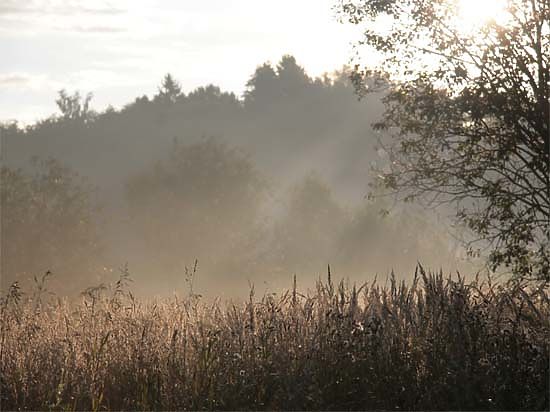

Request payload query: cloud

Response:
[0,103,55,125]
[0,1,124,16]
[65,5,125,16]
[63,25,125,33]
[0,72,62,91]
[0,1,127,37]
[0,73,31,86]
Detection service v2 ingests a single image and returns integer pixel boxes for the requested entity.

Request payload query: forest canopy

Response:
[2,55,474,296]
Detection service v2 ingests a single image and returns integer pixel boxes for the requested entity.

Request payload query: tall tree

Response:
[276,54,311,98]
[56,89,94,121]
[338,0,549,280]
[244,63,280,108]
[156,73,183,104]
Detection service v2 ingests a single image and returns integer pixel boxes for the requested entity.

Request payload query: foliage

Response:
[56,89,94,122]
[268,175,471,279]
[337,0,550,280]
[269,175,348,273]
[0,158,103,293]
[125,138,266,281]
[155,73,183,104]
[1,267,548,410]
[244,54,314,108]
[4,54,476,291]
[244,63,280,107]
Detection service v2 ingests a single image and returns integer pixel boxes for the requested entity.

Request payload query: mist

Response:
[3,1,548,409]
[1,56,474,297]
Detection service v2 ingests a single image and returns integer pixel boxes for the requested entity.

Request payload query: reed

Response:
[1,266,548,410]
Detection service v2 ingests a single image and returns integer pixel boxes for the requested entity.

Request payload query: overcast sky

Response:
[0,0,360,124]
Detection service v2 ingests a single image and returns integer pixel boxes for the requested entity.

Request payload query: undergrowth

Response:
[1,266,548,411]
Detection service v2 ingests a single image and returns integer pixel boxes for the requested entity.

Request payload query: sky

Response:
[0,0,360,124]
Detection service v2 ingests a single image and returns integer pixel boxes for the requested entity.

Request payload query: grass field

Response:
[1,267,548,411]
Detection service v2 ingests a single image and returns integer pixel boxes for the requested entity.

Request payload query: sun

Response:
[455,0,508,28]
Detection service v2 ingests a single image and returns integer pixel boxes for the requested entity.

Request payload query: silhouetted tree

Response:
[155,73,183,104]
[244,63,280,108]
[56,89,94,122]
[339,0,549,280]
[276,54,311,98]
[245,56,313,108]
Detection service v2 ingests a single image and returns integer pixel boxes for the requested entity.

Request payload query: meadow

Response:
[1,267,548,411]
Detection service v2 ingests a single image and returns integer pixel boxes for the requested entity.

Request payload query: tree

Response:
[56,89,94,121]
[155,73,183,104]
[244,63,280,107]
[1,158,103,293]
[338,0,549,280]
[269,175,347,274]
[244,56,312,109]
[276,54,311,98]
[125,138,266,283]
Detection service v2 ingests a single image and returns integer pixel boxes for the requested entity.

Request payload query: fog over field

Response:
[2,1,548,411]
[1,57,475,297]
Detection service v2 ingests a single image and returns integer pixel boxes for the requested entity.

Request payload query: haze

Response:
[1,0,476,298]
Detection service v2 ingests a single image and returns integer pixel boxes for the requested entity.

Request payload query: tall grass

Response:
[1,266,548,411]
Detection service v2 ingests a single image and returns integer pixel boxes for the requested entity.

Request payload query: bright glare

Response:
[456,0,508,28]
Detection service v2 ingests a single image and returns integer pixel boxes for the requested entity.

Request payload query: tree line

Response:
[3,49,531,295]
